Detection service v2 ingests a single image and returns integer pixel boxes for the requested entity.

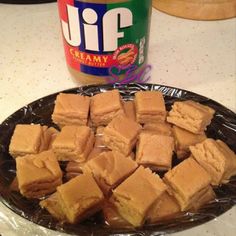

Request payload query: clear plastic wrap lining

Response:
[0,83,236,236]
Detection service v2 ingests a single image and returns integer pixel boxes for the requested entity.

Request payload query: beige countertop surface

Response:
[0,2,235,236]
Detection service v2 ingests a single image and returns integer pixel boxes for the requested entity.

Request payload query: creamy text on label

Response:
[62,5,133,52]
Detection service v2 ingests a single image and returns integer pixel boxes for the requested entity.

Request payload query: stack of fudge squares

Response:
[8,89,236,228]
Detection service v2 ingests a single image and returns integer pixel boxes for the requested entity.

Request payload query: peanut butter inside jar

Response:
[57,0,152,84]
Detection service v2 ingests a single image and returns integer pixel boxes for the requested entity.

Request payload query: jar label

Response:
[58,0,151,76]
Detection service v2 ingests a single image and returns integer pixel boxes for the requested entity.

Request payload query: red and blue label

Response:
[58,0,151,77]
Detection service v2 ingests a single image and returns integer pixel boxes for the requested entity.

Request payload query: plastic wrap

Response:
[0,83,236,236]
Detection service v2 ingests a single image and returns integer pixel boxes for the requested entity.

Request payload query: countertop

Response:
[0,2,235,236]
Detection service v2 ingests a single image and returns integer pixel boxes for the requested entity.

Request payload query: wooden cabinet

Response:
[153,0,236,20]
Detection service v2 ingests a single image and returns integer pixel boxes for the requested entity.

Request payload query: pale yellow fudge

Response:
[52,93,90,127]
[191,186,215,210]
[190,138,236,185]
[147,191,180,223]
[16,150,62,199]
[134,91,167,124]
[57,174,104,224]
[103,115,142,156]
[136,133,174,171]
[167,100,215,134]
[172,125,207,159]
[164,158,212,211]
[111,166,167,227]
[90,90,124,126]
[83,151,138,195]
[9,124,58,158]
[65,128,109,180]
[52,126,94,162]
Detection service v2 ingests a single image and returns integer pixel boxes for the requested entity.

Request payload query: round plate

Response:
[0,83,236,235]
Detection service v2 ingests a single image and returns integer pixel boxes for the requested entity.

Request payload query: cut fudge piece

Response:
[83,151,138,195]
[9,124,57,158]
[90,90,124,126]
[190,186,215,211]
[172,125,207,159]
[164,158,211,211]
[40,192,66,221]
[167,100,215,134]
[143,122,172,136]
[147,191,180,223]
[52,93,90,127]
[190,138,236,185]
[52,126,94,162]
[136,133,174,171]
[65,129,108,180]
[57,174,104,224]
[123,100,136,121]
[134,91,166,124]
[102,201,131,228]
[103,115,142,156]
[111,166,167,227]
[16,150,62,199]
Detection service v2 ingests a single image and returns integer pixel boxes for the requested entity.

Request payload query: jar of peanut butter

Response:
[57,0,152,84]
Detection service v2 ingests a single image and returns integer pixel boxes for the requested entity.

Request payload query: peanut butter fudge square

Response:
[103,115,142,156]
[172,125,207,159]
[65,128,108,180]
[57,174,104,224]
[111,166,167,227]
[52,125,94,162]
[83,151,138,195]
[40,192,66,221]
[191,186,215,210]
[167,100,215,134]
[147,191,180,223]
[190,139,236,185]
[134,91,166,124]
[143,122,172,136]
[164,158,211,211]
[123,100,136,121]
[136,133,174,171]
[90,90,124,126]
[52,93,90,127]
[9,124,57,158]
[16,150,62,199]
